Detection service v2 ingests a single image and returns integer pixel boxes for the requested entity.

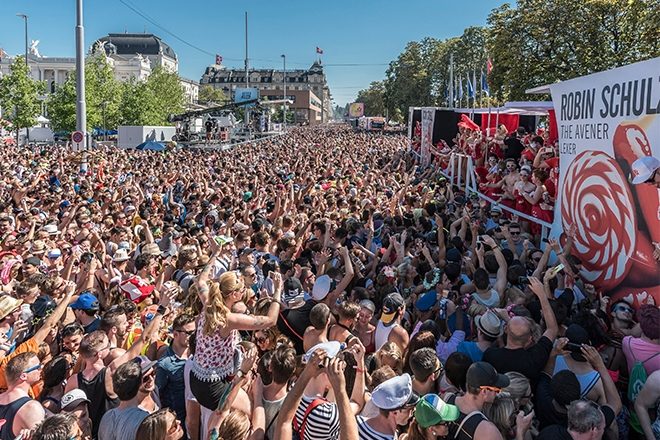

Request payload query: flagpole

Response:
[449,53,454,109]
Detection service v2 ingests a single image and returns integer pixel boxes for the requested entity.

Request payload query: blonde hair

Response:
[203,272,244,335]
[503,372,531,405]
[376,342,403,374]
[214,410,250,440]
[483,392,516,438]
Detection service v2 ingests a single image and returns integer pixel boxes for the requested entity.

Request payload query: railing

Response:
[437,152,553,240]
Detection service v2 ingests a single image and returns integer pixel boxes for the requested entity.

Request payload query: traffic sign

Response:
[71,131,85,151]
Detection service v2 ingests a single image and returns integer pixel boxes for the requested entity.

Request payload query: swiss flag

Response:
[120,276,155,304]
[316,47,323,54]
[486,58,493,75]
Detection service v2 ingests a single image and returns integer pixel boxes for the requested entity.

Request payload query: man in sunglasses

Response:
[156,313,196,433]
[0,352,46,439]
[446,361,509,440]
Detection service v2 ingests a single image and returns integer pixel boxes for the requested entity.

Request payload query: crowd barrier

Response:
[437,152,553,240]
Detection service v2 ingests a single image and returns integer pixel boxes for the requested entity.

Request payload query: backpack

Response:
[291,398,328,440]
[626,338,660,433]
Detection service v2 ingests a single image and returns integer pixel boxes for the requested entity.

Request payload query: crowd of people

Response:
[0,125,657,440]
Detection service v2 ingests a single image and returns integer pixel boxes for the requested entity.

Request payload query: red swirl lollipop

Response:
[561,150,637,291]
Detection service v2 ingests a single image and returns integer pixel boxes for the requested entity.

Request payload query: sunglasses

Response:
[614,306,633,314]
[480,385,502,393]
[509,231,520,236]
[254,336,267,344]
[142,370,155,383]
[23,363,43,373]
[176,328,196,336]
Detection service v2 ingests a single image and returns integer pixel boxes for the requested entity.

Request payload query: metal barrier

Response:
[438,152,553,240]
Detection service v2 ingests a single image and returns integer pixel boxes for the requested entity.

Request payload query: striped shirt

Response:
[356,416,396,440]
[294,396,340,440]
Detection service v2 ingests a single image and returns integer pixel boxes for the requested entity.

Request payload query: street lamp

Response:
[16,14,29,145]
[281,54,286,131]
[101,101,107,142]
[16,14,28,70]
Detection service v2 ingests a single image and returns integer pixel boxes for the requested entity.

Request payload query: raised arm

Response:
[33,281,76,345]
[326,358,359,440]
[582,345,622,416]
[227,272,282,331]
[482,235,508,296]
[528,276,558,341]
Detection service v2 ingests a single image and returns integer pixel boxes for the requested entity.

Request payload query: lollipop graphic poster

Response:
[549,57,660,307]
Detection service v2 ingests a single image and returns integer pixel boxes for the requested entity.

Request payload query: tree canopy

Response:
[0,56,45,132]
[355,0,659,121]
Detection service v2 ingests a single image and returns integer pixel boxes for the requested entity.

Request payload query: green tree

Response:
[144,67,185,125]
[198,85,227,105]
[119,79,156,126]
[0,56,45,138]
[356,81,386,117]
[487,0,660,100]
[47,54,122,132]
[46,75,77,132]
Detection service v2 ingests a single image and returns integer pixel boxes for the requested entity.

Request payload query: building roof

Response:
[94,33,177,60]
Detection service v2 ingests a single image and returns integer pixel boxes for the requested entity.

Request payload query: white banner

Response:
[420,108,435,167]
[549,57,660,306]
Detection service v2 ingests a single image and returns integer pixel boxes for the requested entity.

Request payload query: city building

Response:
[200,61,332,124]
[93,33,198,105]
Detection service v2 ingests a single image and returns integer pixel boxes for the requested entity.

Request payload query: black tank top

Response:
[78,367,119,439]
[0,396,31,440]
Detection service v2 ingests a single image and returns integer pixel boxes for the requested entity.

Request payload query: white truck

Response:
[117,126,177,149]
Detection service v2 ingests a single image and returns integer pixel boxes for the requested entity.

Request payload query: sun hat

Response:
[414,394,460,428]
[43,224,60,235]
[0,296,23,321]
[474,310,504,338]
[311,274,333,301]
[112,248,130,262]
[371,373,419,410]
[31,240,46,255]
[631,156,660,184]
[141,243,161,256]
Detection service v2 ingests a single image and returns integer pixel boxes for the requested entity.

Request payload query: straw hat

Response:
[0,296,23,321]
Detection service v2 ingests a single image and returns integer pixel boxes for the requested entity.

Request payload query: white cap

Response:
[61,389,90,410]
[371,373,418,410]
[311,275,332,301]
[631,156,660,184]
[302,341,344,363]
[112,248,130,262]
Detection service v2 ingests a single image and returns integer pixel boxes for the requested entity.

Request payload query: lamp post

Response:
[281,54,286,131]
[16,14,29,146]
[75,0,88,167]
[101,101,107,142]
[16,14,28,70]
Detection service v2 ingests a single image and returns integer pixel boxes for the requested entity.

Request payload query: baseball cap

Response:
[32,295,56,319]
[381,292,404,324]
[69,292,100,311]
[415,291,438,312]
[466,362,510,389]
[24,256,41,267]
[371,373,419,410]
[238,247,256,257]
[133,355,157,375]
[311,274,333,301]
[118,241,131,250]
[490,205,503,214]
[60,389,90,411]
[47,249,62,259]
[302,341,344,363]
[565,324,590,362]
[475,310,504,339]
[414,394,460,428]
[631,156,660,184]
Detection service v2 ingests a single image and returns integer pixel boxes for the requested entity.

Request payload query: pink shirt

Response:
[622,336,660,375]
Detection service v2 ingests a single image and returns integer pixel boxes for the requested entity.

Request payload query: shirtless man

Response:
[303,303,330,352]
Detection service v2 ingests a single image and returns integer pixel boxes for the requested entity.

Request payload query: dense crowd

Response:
[0,125,657,440]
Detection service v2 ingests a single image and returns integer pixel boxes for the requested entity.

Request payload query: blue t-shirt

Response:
[457,341,485,362]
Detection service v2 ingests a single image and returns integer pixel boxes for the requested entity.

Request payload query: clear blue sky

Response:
[0,0,500,106]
